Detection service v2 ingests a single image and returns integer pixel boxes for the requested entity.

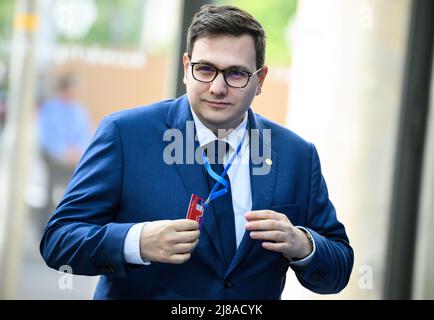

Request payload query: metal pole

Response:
[0,0,38,299]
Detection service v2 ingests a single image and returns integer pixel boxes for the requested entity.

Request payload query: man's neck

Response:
[193,113,246,138]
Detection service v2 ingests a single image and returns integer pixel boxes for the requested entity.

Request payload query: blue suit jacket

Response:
[40,95,353,299]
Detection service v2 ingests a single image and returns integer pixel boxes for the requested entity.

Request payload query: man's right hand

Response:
[139,219,200,264]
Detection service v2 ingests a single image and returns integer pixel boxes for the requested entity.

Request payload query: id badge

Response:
[186,194,205,227]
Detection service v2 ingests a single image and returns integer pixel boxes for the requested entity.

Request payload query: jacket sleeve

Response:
[290,144,354,294]
[39,115,134,277]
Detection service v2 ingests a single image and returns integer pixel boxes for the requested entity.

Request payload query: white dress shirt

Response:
[123,108,315,266]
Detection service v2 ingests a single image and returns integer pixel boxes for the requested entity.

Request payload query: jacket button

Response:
[224,280,233,289]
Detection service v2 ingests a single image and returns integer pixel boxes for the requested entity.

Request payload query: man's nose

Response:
[209,72,227,96]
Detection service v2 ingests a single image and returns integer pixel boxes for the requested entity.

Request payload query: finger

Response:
[173,219,199,231]
[244,210,277,221]
[250,230,286,242]
[171,239,199,254]
[176,230,201,243]
[245,210,287,223]
[169,253,192,264]
[245,219,286,231]
[261,242,286,253]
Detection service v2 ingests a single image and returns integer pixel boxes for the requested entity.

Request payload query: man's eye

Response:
[226,69,248,79]
[195,65,216,74]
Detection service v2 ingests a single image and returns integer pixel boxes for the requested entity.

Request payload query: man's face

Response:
[183,34,268,133]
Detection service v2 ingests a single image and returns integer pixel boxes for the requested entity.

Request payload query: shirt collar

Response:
[190,107,248,152]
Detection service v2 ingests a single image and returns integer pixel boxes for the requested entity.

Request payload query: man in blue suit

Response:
[40,5,353,299]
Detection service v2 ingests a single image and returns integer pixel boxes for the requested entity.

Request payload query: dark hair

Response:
[186,5,266,69]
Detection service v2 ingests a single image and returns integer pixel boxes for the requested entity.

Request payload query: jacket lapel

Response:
[165,96,225,265]
[226,109,277,277]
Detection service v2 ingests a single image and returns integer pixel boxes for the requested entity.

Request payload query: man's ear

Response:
[255,65,268,96]
[182,53,190,84]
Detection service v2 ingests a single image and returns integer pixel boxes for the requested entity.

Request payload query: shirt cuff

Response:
[124,222,151,265]
[288,226,316,267]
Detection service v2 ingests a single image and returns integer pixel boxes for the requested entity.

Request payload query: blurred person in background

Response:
[40,5,353,299]
[37,74,92,227]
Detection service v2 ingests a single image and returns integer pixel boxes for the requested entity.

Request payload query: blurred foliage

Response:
[59,0,143,48]
[0,0,14,61]
[219,0,297,66]
[0,0,298,64]
[62,0,298,63]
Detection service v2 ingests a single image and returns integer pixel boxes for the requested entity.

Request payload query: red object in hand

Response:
[186,194,205,227]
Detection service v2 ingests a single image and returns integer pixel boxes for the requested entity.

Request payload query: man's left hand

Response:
[244,210,313,260]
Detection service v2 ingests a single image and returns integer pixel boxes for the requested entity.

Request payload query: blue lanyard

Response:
[202,128,248,208]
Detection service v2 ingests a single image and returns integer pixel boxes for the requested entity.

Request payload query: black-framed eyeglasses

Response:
[189,61,263,88]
